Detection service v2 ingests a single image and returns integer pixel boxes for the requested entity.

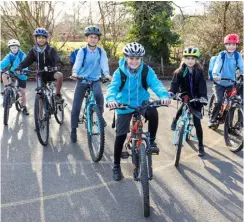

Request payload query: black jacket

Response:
[18,44,61,71]
[169,64,208,100]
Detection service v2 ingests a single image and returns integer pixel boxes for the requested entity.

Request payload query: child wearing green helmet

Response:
[168,47,208,156]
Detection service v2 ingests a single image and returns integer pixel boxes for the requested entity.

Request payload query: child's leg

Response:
[210,84,225,122]
[92,81,104,114]
[145,106,158,142]
[54,72,63,95]
[71,82,87,129]
[193,115,203,146]
[2,73,9,86]
[171,103,184,130]
[113,113,132,181]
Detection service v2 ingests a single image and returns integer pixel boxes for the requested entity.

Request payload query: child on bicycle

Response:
[15,28,63,103]
[208,33,243,127]
[106,42,170,181]
[0,39,29,115]
[70,26,112,143]
[169,47,208,157]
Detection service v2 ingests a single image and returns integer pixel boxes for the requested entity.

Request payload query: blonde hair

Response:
[174,57,202,75]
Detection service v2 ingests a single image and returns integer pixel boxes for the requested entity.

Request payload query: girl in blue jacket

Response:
[0,39,29,115]
[106,42,170,181]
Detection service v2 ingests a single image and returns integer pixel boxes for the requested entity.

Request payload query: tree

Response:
[124,1,180,64]
[1,1,64,52]
[172,1,243,60]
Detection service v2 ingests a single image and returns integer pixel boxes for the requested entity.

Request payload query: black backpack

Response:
[119,63,149,91]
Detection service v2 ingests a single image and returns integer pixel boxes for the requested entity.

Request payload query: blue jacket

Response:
[213,50,243,87]
[72,45,110,80]
[0,49,27,80]
[106,58,169,114]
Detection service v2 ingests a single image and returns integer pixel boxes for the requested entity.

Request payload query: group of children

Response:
[1,27,243,181]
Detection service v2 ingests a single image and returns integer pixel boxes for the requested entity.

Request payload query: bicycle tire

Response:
[15,93,22,112]
[54,101,64,124]
[34,94,49,146]
[174,122,185,167]
[3,90,11,126]
[224,107,243,152]
[87,105,105,162]
[138,143,150,217]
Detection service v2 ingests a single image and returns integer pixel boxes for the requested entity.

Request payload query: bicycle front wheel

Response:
[54,101,64,124]
[15,93,22,112]
[34,94,49,146]
[138,143,150,217]
[224,107,243,152]
[87,105,105,162]
[3,90,11,126]
[174,122,186,167]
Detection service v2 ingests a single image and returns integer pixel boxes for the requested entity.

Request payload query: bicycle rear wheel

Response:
[138,143,150,217]
[224,107,243,152]
[34,94,49,146]
[87,105,105,162]
[174,122,185,167]
[3,90,11,126]
[54,101,64,124]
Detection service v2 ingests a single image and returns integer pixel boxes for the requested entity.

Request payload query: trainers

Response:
[150,141,159,155]
[207,120,215,128]
[22,107,29,115]
[70,131,77,143]
[171,118,177,131]
[113,165,122,181]
[198,145,205,157]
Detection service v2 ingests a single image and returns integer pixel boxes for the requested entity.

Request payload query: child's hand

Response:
[105,75,112,81]
[107,102,118,109]
[213,77,221,81]
[71,73,78,80]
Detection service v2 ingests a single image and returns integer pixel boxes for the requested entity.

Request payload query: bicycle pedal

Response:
[121,151,130,159]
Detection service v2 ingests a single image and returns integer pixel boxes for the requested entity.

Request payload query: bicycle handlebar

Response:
[106,100,168,111]
[69,76,110,83]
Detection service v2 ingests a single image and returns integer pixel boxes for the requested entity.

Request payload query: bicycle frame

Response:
[127,111,152,180]
[83,84,99,135]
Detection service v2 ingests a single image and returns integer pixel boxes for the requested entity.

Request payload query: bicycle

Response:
[72,76,109,162]
[2,71,22,126]
[25,67,66,146]
[208,78,243,152]
[172,94,207,167]
[108,100,166,217]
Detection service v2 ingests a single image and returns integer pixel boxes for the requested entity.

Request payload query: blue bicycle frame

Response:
[173,103,198,146]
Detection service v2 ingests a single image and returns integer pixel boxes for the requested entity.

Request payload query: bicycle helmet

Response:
[33,28,49,37]
[123,42,145,57]
[8,39,20,47]
[183,47,200,58]
[84,26,101,36]
[224,33,240,44]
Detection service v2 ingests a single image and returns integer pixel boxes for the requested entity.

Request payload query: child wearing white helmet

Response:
[0,39,29,115]
[106,42,170,181]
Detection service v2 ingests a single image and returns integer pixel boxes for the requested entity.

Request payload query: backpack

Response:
[208,51,239,81]
[70,47,102,67]
[119,64,149,92]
